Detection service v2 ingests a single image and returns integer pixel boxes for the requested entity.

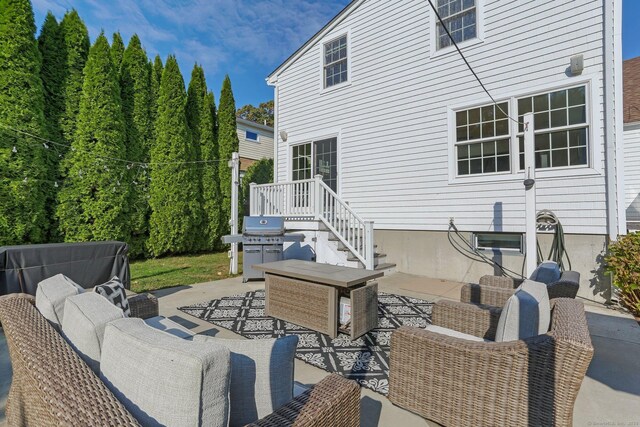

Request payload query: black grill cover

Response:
[0,241,130,296]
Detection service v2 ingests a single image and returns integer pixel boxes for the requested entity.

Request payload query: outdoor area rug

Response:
[178,290,433,395]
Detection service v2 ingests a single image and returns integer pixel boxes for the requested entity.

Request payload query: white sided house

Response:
[251,0,625,302]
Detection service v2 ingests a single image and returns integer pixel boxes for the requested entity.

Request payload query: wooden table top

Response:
[253,259,383,288]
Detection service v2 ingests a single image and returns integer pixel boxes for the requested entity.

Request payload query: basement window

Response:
[473,232,524,253]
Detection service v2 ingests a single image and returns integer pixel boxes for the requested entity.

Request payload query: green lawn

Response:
[130,252,243,293]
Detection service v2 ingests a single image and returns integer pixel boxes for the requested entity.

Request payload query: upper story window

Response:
[245,130,259,142]
[436,0,477,50]
[517,86,588,170]
[455,102,510,176]
[324,35,348,88]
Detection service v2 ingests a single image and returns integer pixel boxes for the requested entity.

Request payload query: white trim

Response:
[288,129,342,196]
[430,0,485,59]
[604,0,624,240]
[614,0,626,237]
[447,77,599,185]
[319,29,352,94]
[244,129,260,143]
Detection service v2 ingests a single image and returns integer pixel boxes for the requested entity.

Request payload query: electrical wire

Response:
[426,0,524,126]
[0,123,228,167]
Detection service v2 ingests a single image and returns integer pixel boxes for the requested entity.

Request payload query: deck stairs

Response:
[249,176,395,274]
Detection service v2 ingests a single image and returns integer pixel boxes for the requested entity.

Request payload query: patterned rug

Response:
[178,290,433,395]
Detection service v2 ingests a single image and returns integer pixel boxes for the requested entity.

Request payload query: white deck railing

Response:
[250,175,375,270]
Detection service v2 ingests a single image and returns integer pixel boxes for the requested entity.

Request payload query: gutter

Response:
[603,0,625,241]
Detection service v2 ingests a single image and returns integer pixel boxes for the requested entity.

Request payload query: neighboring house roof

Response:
[267,0,362,82]
[237,117,274,133]
[624,56,640,124]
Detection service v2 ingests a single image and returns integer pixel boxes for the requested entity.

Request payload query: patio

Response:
[2,271,636,426]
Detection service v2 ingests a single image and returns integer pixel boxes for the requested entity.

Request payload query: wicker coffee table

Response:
[254,260,382,339]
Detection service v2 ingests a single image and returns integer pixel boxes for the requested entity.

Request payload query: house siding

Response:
[624,124,640,227]
[237,122,274,163]
[273,0,610,235]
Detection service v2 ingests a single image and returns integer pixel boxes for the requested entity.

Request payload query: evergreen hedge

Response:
[121,34,152,257]
[0,0,50,244]
[147,56,202,256]
[56,33,129,243]
[217,75,239,237]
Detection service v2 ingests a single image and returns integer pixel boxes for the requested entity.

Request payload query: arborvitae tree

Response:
[241,158,273,215]
[147,56,202,256]
[217,75,240,237]
[56,33,129,243]
[120,34,152,257]
[149,55,163,132]
[201,92,222,250]
[38,12,66,240]
[59,9,89,147]
[38,12,65,144]
[0,0,50,244]
[186,65,217,250]
[110,32,125,74]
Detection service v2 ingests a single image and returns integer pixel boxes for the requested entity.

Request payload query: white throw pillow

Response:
[62,292,125,373]
[193,334,299,427]
[35,274,84,329]
[100,318,231,427]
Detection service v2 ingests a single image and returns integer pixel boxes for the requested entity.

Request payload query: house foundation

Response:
[375,229,611,303]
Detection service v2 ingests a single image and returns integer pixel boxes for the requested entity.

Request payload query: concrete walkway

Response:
[1,272,639,426]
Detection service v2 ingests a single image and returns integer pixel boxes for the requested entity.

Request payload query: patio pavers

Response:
[1,271,639,426]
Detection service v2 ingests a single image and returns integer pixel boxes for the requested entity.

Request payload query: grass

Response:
[130,252,243,293]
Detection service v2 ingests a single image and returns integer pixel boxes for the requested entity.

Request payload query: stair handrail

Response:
[314,175,375,270]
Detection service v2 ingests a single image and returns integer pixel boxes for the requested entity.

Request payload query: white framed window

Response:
[451,83,592,180]
[473,232,524,253]
[323,34,348,89]
[436,0,477,50]
[455,102,511,176]
[517,86,589,170]
[245,130,259,142]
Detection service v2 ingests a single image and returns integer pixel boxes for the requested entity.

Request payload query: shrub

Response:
[606,233,640,316]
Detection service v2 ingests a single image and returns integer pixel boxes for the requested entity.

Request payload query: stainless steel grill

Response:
[222,216,303,282]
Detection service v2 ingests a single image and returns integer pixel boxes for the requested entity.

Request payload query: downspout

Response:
[266,77,279,184]
[603,0,624,241]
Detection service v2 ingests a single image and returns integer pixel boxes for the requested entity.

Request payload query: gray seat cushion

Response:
[517,279,551,334]
[193,334,299,427]
[529,261,561,284]
[495,285,541,342]
[35,274,84,329]
[100,318,231,427]
[62,292,126,372]
[425,324,490,342]
[144,316,195,339]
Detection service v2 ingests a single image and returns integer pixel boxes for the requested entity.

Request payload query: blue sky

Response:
[32,0,351,108]
[32,0,637,108]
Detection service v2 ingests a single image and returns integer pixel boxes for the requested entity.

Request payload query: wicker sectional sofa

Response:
[0,293,360,427]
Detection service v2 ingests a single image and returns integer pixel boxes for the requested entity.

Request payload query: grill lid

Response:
[243,216,285,236]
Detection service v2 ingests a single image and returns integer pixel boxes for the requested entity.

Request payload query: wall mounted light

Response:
[279,130,288,142]
[570,54,584,76]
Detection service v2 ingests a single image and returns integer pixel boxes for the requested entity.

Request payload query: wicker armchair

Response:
[461,271,580,307]
[388,298,593,427]
[0,294,360,427]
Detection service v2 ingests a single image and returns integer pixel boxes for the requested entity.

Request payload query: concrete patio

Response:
[1,272,639,426]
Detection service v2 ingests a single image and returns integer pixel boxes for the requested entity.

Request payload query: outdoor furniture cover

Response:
[0,241,130,295]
